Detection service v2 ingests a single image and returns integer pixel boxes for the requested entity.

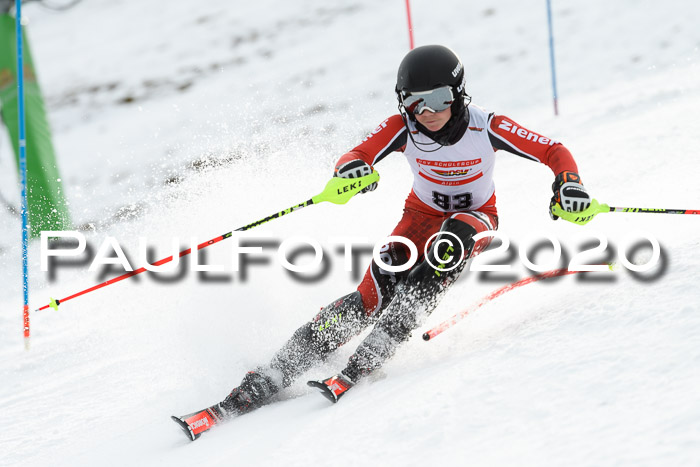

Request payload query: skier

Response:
[174,45,592,438]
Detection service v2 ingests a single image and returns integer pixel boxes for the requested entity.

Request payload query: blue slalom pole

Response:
[16,0,30,349]
[545,0,559,116]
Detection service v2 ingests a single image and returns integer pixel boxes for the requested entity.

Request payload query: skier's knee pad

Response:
[429,217,478,267]
[369,219,479,347]
[407,217,477,286]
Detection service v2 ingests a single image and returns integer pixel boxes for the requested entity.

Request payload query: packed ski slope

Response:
[1,0,699,465]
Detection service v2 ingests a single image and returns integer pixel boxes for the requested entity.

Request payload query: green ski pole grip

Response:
[552,198,610,225]
[312,170,380,205]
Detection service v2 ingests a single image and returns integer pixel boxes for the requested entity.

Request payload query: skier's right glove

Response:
[550,171,591,220]
[334,159,378,194]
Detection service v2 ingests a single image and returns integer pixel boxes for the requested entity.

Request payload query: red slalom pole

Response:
[405,0,415,49]
[423,268,581,341]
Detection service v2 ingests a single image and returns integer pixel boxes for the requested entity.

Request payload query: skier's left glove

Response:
[549,171,591,220]
[334,159,378,194]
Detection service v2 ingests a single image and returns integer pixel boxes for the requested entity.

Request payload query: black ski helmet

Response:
[396,45,467,114]
[395,45,470,146]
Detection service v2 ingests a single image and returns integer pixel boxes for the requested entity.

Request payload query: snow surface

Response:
[1,0,700,465]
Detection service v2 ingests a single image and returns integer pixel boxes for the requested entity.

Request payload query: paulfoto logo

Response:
[40,230,666,286]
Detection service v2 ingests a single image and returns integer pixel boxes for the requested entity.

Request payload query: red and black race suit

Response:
[336,104,578,315]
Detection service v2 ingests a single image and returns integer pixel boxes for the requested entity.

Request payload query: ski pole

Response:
[422,268,582,341]
[551,199,700,225]
[36,171,380,311]
[606,207,700,215]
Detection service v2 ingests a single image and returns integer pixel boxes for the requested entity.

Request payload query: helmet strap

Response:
[398,102,445,153]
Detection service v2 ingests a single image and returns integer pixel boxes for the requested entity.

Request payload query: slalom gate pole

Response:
[545,0,559,116]
[404,0,414,50]
[35,171,380,312]
[422,268,581,342]
[15,0,30,350]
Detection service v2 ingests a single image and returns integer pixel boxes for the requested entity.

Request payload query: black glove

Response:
[334,159,378,194]
[550,171,591,220]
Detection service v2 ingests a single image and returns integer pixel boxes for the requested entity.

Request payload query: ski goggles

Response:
[401,86,454,115]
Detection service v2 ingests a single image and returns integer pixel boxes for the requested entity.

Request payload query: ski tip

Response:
[171,415,197,441]
[171,406,225,441]
[307,380,340,403]
[308,374,355,404]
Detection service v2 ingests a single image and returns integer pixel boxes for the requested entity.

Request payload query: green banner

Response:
[0,13,71,237]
